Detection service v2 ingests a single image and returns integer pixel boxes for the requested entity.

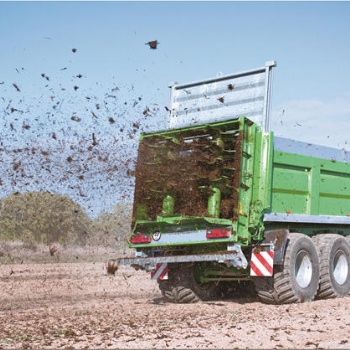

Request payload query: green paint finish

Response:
[207,186,221,218]
[271,151,350,216]
[271,162,310,214]
[319,170,350,215]
[162,195,175,215]
[249,131,273,240]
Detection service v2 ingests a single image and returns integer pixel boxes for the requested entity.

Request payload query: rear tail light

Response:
[129,232,151,244]
[206,227,231,239]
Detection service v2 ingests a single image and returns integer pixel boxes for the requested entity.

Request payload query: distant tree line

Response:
[0,192,132,247]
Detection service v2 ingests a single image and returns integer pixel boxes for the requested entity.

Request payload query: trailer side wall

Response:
[271,150,350,216]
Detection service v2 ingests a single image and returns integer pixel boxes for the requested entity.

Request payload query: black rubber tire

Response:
[312,234,350,299]
[158,263,218,303]
[158,280,176,303]
[253,232,320,304]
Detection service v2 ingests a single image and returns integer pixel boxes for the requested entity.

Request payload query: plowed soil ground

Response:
[1,253,350,349]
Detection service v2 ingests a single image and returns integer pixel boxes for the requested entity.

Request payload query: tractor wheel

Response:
[313,234,350,299]
[253,232,319,304]
[158,279,176,303]
[158,263,218,303]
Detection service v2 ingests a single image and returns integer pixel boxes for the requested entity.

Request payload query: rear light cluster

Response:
[206,227,231,239]
[129,232,151,244]
[130,226,232,243]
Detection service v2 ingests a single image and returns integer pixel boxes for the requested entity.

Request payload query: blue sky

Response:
[2,1,350,147]
[1,1,350,216]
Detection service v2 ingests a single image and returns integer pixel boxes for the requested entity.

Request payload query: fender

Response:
[262,229,289,265]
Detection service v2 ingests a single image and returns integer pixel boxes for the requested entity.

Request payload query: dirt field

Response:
[1,251,350,349]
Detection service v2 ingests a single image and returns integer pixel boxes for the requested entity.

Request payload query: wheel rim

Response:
[295,250,312,288]
[333,250,348,285]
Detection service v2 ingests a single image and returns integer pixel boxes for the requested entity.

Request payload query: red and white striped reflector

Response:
[250,251,274,276]
[151,263,168,280]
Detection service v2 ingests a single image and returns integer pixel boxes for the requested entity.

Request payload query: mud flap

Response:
[263,229,289,265]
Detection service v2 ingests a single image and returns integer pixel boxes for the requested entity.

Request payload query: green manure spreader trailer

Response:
[114,61,350,304]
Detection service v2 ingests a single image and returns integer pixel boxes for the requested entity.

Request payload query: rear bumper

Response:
[117,244,248,272]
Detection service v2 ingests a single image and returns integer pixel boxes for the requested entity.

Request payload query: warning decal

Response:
[151,263,169,280]
[250,251,274,276]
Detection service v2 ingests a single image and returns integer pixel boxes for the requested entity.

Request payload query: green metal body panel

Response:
[265,148,350,237]
[129,116,350,251]
[271,151,350,216]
